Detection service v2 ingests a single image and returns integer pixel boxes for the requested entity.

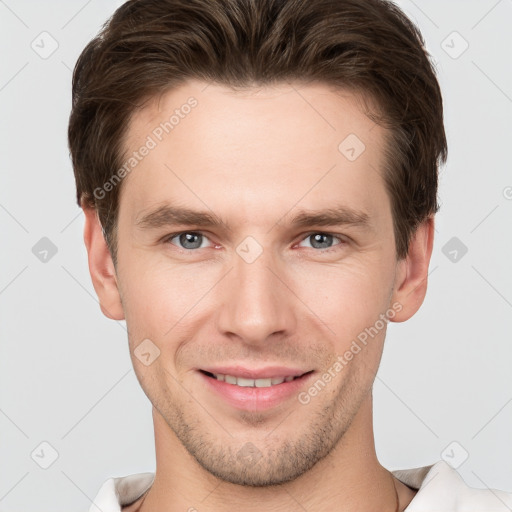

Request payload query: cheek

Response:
[118,260,219,341]
[291,259,393,331]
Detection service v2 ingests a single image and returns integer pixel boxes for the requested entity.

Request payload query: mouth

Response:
[197,367,316,411]
[199,369,314,388]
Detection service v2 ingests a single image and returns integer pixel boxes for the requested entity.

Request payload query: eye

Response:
[162,231,346,253]
[298,232,345,251]
[164,231,213,250]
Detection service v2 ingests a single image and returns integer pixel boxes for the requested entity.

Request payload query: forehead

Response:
[120,79,390,228]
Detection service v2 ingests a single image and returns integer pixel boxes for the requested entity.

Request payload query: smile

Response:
[201,371,300,387]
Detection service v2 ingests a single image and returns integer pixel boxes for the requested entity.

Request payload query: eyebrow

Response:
[135,203,372,232]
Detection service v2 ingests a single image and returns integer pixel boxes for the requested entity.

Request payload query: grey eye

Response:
[300,233,341,250]
[170,232,207,250]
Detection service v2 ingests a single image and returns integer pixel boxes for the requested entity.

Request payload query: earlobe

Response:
[82,204,125,321]
[390,216,435,323]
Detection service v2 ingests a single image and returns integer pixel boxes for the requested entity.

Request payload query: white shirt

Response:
[89,460,512,511]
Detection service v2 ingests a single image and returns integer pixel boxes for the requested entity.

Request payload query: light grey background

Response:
[1,0,511,510]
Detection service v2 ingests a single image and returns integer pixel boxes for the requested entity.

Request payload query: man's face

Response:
[114,80,402,485]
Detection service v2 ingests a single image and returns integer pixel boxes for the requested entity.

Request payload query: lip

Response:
[199,366,309,379]
[197,368,315,411]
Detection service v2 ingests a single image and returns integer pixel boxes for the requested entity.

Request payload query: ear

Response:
[390,216,435,323]
[82,203,125,320]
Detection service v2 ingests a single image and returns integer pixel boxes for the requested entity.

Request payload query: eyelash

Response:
[161,231,347,254]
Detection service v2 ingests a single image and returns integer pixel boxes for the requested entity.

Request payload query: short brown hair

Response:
[68,0,447,267]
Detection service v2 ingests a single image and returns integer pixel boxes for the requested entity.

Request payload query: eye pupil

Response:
[310,233,333,249]
[179,232,202,249]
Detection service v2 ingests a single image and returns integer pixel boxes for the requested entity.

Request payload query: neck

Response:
[139,393,412,512]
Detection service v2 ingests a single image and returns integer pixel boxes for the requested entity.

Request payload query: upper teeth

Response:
[214,374,295,387]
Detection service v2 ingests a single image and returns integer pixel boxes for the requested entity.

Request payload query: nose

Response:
[216,245,297,346]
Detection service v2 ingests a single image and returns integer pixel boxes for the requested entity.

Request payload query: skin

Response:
[83,79,434,511]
